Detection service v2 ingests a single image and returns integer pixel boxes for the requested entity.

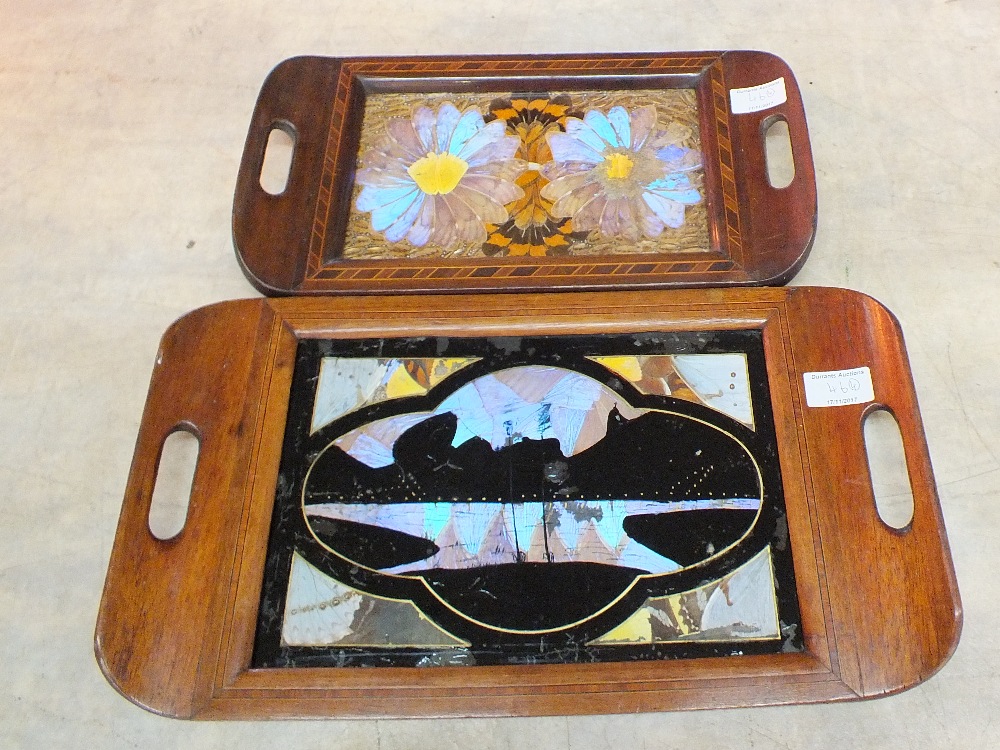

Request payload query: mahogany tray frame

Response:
[232,52,817,296]
[95,287,960,719]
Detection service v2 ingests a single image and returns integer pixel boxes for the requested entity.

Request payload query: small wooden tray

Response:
[96,288,959,719]
[233,52,816,295]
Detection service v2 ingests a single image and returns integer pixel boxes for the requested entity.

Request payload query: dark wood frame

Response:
[233,52,817,295]
[95,288,960,719]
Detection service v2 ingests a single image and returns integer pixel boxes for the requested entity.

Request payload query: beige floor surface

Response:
[2,1,998,747]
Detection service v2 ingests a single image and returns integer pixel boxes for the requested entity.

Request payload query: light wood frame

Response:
[95,287,960,718]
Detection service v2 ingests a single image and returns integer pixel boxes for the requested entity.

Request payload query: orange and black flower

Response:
[482,95,590,257]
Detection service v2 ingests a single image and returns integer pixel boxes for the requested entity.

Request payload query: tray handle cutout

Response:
[763,116,795,189]
[863,407,915,530]
[742,72,813,201]
[258,123,296,195]
[761,93,813,214]
[754,106,811,197]
[147,427,200,540]
[744,92,815,282]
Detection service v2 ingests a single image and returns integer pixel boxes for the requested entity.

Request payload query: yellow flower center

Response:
[407,152,469,195]
[603,152,635,180]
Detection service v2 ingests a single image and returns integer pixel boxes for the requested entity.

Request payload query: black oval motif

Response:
[300,364,768,639]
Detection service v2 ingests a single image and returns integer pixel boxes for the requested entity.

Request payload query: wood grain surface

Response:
[95,287,960,718]
[232,52,816,295]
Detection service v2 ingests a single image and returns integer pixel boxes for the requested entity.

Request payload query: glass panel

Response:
[344,90,708,259]
[253,331,801,668]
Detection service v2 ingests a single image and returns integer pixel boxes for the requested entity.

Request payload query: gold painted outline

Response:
[297,363,767,636]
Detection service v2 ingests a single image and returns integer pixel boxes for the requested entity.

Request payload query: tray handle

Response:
[95,301,269,718]
[233,57,343,294]
[788,288,962,697]
[721,52,817,283]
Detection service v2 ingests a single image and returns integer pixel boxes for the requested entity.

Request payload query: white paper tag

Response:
[730,77,787,114]
[803,367,875,408]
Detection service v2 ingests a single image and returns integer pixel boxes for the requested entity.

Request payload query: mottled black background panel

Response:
[252,330,803,668]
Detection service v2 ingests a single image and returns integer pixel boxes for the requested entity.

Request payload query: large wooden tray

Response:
[95,288,959,719]
[233,52,816,295]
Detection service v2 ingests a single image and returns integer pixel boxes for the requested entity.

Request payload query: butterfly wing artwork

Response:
[589,354,755,429]
[343,88,710,260]
[671,354,753,427]
[586,547,780,645]
[481,95,591,257]
[300,362,769,634]
[282,552,469,648]
[432,365,646,454]
[311,356,480,433]
[311,357,392,433]
[254,333,802,667]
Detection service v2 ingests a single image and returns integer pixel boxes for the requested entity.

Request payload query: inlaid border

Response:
[302,54,743,288]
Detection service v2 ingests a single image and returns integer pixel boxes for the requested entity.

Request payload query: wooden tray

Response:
[233,52,816,295]
[95,288,959,719]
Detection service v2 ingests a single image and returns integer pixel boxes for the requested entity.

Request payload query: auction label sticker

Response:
[730,77,787,114]
[803,367,875,408]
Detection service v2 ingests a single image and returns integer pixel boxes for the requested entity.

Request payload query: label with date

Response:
[730,77,787,114]
[803,367,875,408]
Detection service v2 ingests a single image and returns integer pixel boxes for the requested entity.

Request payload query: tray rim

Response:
[232,51,817,296]
[95,288,961,718]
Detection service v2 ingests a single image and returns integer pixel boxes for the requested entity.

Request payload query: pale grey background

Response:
[2,1,997,747]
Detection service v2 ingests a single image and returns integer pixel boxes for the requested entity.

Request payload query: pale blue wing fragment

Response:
[546,130,604,165]
[671,354,753,427]
[606,106,632,150]
[641,191,686,229]
[434,102,462,152]
[312,357,392,431]
[356,182,418,212]
[657,144,702,172]
[382,192,426,242]
[342,433,396,468]
[369,189,423,233]
[618,538,679,574]
[646,174,701,204]
[700,549,780,637]
[583,109,619,148]
[565,116,610,154]
[412,106,436,152]
[447,108,486,155]
[453,118,505,161]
